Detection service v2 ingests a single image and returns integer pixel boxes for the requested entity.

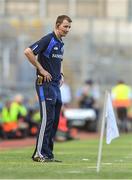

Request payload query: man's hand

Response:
[39,69,52,82]
[60,74,64,87]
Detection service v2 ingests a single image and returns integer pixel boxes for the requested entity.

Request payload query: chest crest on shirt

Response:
[51,44,63,59]
[54,46,58,50]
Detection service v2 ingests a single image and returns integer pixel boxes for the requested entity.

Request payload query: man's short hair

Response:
[56,15,72,25]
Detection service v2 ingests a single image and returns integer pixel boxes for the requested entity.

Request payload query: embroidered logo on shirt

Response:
[46,98,52,101]
[52,54,63,59]
[54,46,58,50]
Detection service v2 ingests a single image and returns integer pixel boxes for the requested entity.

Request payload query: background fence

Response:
[0,0,132,102]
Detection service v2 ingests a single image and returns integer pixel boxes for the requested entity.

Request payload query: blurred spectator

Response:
[25,108,40,137]
[111,80,132,132]
[0,103,3,138]
[23,93,41,137]
[127,106,132,120]
[55,105,76,142]
[1,94,28,139]
[74,79,101,132]
[1,100,19,139]
[76,79,100,120]
[60,80,72,107]
[12,94,27,120]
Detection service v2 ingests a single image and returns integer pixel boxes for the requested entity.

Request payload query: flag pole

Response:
[96,91,108,173]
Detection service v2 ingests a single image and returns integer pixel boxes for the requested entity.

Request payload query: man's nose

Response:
[66,28,70,32]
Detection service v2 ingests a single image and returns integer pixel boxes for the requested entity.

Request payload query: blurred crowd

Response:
[0,79,132,141]
[0,94,40,139]
[111,80,132,132]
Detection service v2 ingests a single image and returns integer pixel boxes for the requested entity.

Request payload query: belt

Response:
[37,75,44,85]
[36,75,60,86]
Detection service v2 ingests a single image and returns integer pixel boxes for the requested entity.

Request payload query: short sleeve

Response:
[29,34,51,55]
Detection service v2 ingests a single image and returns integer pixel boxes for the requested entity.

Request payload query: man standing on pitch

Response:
[24,15,72,162]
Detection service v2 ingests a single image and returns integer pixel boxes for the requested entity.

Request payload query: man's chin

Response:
[62,34,67,37]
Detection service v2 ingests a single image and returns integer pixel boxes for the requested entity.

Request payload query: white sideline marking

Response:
[125,157,132,159]
[114,159,124,162]
[68,167,96,174]
[82,158,89,161]
[68,170,82,174]
[102,163,112,165]
[86,166,96,169]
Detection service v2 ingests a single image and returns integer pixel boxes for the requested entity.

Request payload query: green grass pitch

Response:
[0,133,132,179]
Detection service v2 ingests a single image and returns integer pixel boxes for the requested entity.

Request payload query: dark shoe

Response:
[32,156,62,163]
[33,157,46,162]
[50,158,62,162]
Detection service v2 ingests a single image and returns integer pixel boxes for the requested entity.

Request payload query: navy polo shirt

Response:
[29,32,64,83]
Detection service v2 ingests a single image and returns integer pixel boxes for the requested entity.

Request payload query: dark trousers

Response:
[116,107,128,132]
[116,107,127,121]
[32,81,62,159]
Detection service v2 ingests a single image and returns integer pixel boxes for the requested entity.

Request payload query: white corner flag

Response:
[97,91,119,173]
[106,93,119,144]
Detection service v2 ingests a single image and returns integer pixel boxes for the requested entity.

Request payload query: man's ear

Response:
[56,23,60,28]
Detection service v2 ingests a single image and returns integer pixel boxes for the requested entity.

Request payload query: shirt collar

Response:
[53,31,63,44]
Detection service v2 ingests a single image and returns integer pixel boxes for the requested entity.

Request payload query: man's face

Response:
[57,19,71,37]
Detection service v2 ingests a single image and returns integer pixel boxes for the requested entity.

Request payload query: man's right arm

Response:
[24,47,52,82]
[24,48,43,72]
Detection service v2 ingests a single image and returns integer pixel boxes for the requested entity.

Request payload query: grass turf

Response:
[0,133,132,179]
